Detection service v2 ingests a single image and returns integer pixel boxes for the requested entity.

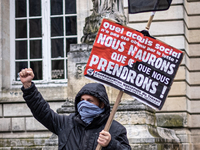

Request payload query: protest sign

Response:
[84,18,183,110]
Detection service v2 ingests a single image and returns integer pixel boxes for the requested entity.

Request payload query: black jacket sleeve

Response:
[21,82,65,135]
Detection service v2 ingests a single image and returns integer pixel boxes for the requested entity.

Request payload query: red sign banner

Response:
[84,19,184,110]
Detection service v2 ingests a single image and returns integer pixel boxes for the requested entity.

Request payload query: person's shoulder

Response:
[65,113,76,120]
[69,113,76,117]
[109,120,127,136]
[58,113,76,122]
[58,113,76,127]
[111,120,126,129]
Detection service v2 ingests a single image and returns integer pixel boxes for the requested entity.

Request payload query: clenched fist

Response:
[20,68,34,89]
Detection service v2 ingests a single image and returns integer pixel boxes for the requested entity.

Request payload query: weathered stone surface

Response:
[184,13,200,29]
[0,88,24,102]
[42,134,58,150]
[38,86,68,101]
[188,86,200,99]
[4,103,32,117]
[125,124,179,143]
[168,82,187,96]
[186,43,200,57]
[174,128,191,143]
[43,134,58,147]
[49,102,65,113]
[174,66,186,81]
[115,111,156,125]
[0,131,52,148]
[0,105,2,117]
[0,132,50,138]
[190,115,200,128]
[172,0,183,4]
[161,97,188,111]
[128,21,184,36]
[0,86,67,103]
[1,0,10,90]
[191,129,200,144]
[0,147,42,150]
[188,72,200,85]
[127,124,181,149]
[42,146,57,150]
[67,44,93,100]
[188,58,200,71]
[190,101,200,113]
[190,129,200,150]
[130,143,181,150]
[0,148,11,150]
[12,118,25,131]
[117,100,155,112]
[192,144,200,150]
[185,28,200,43]
[0,137,46,148]
[129,5,184,22]
[157,127,180,142]
[76,0,93,42]
[184,0,200,15]
[25,117,47,131]
[156,113,189,127]
[115,100,156,125]
[182,144,192,150]
[0,118,11,132]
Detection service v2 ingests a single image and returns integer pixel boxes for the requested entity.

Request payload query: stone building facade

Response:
[0,0,200,149]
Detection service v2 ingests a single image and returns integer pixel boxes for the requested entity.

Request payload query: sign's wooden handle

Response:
[95,90,124,150]
[96,143,102,150]
[145,11,155,31]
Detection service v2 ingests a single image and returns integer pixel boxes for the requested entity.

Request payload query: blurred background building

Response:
[0,0,200,149]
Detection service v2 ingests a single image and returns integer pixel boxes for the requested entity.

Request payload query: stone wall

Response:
[124,0,200,149]
[0,86,66,149]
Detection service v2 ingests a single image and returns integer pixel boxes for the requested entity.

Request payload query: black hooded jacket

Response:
[22,82,131,150]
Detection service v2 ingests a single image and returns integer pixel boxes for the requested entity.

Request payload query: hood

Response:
[75,83,110,116]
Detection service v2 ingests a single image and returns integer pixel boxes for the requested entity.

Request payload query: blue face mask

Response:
[77,100,105,124]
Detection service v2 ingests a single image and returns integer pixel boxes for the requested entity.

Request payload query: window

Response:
[11,0,77,84]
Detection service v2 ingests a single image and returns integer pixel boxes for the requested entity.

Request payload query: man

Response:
[20,68,131,150]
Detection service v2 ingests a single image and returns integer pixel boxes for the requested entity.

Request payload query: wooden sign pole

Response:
[145,11,155,31]
[96,12,156,150]
[95,90,124,150]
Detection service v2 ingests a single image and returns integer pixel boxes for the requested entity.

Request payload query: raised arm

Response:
[20,68,65,135]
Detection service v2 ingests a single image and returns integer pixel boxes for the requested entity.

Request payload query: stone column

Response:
[67,44,94,100]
